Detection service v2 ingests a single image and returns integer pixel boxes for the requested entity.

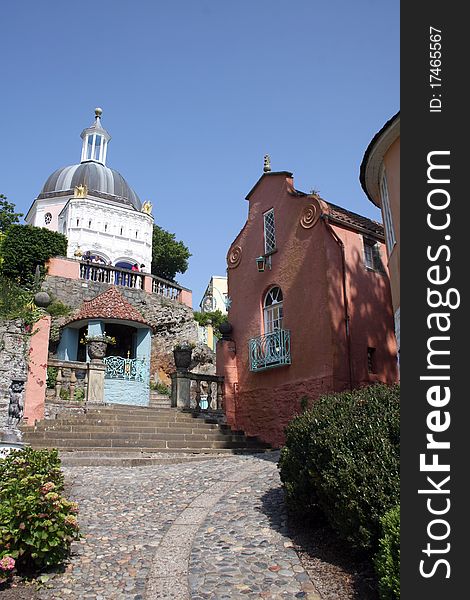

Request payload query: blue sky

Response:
[1,0,399,306]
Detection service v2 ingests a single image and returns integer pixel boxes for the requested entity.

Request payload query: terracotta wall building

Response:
[217,165,398,447]
[360,113,400,354]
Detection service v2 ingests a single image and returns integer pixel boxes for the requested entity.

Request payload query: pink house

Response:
[216,165,398,447]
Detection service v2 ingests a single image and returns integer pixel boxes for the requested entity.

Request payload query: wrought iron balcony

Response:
[249,329,291,372]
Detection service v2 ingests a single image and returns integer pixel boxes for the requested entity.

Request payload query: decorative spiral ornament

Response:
[227,245,242,269]
[300,203,320,229]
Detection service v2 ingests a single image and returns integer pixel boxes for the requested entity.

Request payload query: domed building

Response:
[25,108,154,270]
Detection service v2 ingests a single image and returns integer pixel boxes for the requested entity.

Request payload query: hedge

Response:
[278,383,400,553]
[375,505,400,600]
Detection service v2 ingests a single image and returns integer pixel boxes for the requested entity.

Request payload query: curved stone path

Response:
[38,453,321,599]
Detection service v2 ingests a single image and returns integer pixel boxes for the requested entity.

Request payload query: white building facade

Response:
[25,108,153,270]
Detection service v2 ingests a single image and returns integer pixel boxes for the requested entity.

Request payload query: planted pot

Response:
[173,348,192,371]
[87,341,107,360]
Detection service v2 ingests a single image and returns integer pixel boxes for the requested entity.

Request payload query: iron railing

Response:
[249,329,291,372]
[103,356,148,382]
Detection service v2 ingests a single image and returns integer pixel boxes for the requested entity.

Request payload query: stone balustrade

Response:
[170,371,224,413]
[46,257,193,308]
[79,262,145,289]
[47,358,89,402]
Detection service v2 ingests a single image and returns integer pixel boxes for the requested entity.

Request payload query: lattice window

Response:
[44,212,52,225]
[363,237,383,272]
[263,209,276,254]
[264,286,283,333]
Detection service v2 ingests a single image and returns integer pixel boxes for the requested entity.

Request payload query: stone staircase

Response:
[21,404,270,465]
[149,392,172,409]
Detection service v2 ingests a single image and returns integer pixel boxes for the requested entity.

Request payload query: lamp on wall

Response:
[256,255,272,272]
[256,256,266,272]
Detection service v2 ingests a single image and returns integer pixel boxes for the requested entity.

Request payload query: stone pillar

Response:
[179,289,193,308]
[87,361,106,404]
[216,337,238,424]
[24,315,51,425]
[170,371,191,409]
[143,274,153,294]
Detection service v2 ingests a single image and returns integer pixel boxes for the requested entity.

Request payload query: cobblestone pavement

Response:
[38,453,321,600]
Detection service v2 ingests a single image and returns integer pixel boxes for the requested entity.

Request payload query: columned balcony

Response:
[249,329,291,372]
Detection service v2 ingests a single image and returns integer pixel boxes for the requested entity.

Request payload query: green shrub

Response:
[45,300,71,317]
[74,387,85,402]
[279,384,400,553]
[375,505,400,600]
[0,224,67,287]
[150,381,171,395]
[46,367,58,389]
[0,275,42,326]
[0,448,80,571]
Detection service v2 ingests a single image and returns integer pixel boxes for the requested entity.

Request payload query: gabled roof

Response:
[65,287,152,328]
[243,169,384,238]
[245,171,294,200]
[325,201,384,237]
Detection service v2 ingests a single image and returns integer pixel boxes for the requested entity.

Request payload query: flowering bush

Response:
[80,333,116,345]
[0,447,81,571]
[0,555,15,584]
[173,341,195,351]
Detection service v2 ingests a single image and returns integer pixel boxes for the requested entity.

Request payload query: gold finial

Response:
[263,155,271,173]
[95,107,103,118]
[142,201,153,214]
[74,184,88,198]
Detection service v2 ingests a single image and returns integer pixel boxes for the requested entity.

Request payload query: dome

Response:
[38,162,142,210]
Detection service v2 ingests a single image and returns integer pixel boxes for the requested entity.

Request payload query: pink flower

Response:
[64,515,79,529]
[40,482,55,494]
[19,522,26,530]
[0,556,15,571]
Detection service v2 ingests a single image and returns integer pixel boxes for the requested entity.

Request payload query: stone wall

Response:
[0,319,29,429]
[42,276,214,386]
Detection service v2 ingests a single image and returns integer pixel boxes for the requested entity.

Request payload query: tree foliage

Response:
[193,309,227,339]
[151,225,191,282]
[0,224,67,287]
[0,194,23,233]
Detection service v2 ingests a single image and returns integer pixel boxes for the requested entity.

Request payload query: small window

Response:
[120,227,123,236]
[88,220,92,228]
[363,237,383,271]
[104,223,108,232]
[135,230,138,238]
[367,347,376,373]
[263,209,276,254]
[44,212,52,225]
[76,218,80,227]
[94,135,102,161]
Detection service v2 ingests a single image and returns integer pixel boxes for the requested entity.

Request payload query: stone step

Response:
[57,447,269,456]
[24,420,235,433]
[57,449,270,463]
[27,438,264,450]
[24,431,259,443]
[22,405,269,454]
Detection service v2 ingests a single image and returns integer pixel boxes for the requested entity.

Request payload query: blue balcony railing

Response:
[249,329,291,372]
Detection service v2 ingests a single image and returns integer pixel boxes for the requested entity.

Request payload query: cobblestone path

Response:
[38,453,320,599]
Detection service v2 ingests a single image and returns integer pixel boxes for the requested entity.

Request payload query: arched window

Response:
[263,287,283,333]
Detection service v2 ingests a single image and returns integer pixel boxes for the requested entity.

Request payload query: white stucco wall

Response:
[57,196,153,268]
